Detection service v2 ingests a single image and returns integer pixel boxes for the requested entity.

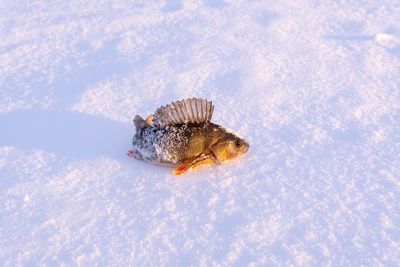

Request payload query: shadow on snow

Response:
[0,110,132,159]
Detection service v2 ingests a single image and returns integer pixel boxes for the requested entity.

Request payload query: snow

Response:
[1,0,399,265]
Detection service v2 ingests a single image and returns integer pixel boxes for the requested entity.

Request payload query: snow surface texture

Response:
[1,0,399,265]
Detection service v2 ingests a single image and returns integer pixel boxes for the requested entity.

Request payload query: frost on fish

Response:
[132,124,192,166]
[130,98,249,174]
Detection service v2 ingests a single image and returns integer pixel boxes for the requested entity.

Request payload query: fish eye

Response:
[235,140,242,148]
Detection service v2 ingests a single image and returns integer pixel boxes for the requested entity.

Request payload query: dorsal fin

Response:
[133,115,151,130]
[153,98,214,127]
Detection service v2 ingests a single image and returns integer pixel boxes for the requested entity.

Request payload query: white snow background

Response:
[1,0,399,265]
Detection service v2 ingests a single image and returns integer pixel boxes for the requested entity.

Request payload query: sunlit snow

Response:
[1,0,399,265]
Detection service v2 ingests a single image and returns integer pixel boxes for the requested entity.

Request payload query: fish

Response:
[127,98,249,175]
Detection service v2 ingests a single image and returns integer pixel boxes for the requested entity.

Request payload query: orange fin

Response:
[174,163,190,175]
[145,114,153,126]
[173,154,216,175]
[191,157,215,170]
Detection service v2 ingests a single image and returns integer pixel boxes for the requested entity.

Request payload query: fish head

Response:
[210,132,249,163]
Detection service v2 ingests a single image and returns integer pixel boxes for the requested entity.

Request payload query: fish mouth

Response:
[243,141,249,153]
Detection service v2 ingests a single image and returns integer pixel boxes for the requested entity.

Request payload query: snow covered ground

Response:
[1,0,399,265]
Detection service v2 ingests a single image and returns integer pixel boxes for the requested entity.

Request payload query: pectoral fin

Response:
[173,153,216,175]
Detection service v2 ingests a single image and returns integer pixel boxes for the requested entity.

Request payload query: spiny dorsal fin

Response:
[153,98,214,127]
[133,115,151,130]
